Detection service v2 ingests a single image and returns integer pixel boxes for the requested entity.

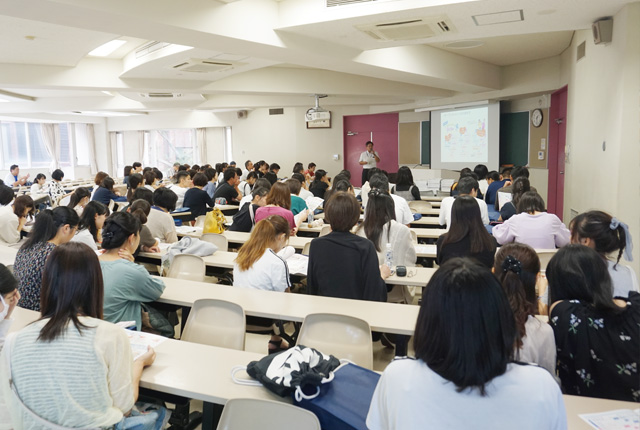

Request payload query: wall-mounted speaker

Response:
[592,18,613,45]
[237,110,248,119]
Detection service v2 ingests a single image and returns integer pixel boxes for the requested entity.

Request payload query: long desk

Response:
[411,228,444,240]
[410,217,443,227]
[0,245,18,267]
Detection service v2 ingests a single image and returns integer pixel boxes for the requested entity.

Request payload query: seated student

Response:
[484,170,503,207]
[292,172,313,201]
[548,245,640,402]
[239,178,271,210]
[439,177,490,231]
[240,160,253,181]
[323,178,355,203]
[493,244,556,376]
[143,170,158,192]
[0,263,20,348]
[170,171,192,209]
[90,171,109,199]
[449,168,471,197]
[122,165,133,186]
[0,242,164,429]
[369,173,414,226]
[304,162,316,183]
[499,177,530,221]
[292,162,304,176]
[492,192,570,249]
[367,258,566,430]
[29,173,47,196]
[4,165,29,187]
[126,173,143,202]
[92,177,126,206]
[357,189,416,305]
[436,196,497,268]
[264,163,280,185]
[229,187,269,232]
[255,182,302,233]
[46,168,66,204]
[307,192,390,301]
[202,167,218,199]
[14,206,79,311]
[0,195,33,246]
[234,215,292,353]
[183,172,215,220]
[146,187,178,243]
[67,186,91,216]
[127,199,161,254]
[495,166,537,211]
[98,212,166,331]
[239,171,257,198]
[391,166,420,201]
[286,178,308,216]
[214,168,241,205]
[70,201,108,250]
[474,164,489,196]
[569,211,638,298]
[309,169,330,199]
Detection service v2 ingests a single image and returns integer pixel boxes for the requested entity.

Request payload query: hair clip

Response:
[610,217,633,262]
[102,231,114,239]
[609,217,620,230]
[501,255,522,275]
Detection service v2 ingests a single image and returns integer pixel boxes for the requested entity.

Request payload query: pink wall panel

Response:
[343,113,399,186]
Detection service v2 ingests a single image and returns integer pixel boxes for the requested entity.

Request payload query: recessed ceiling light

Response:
[444,40,485,49]
[472,10,524,26]
[88,39,127,57]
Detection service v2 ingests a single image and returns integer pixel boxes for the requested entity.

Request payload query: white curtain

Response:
[109,131,118,176]
[41,123,60,172]
[197,128,207,164]
[86,124,98,174]
[138,130,145,163]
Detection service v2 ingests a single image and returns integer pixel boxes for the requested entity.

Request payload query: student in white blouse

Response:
[70,201,108,250]
[0,195,34,246]
[29,174,47,196]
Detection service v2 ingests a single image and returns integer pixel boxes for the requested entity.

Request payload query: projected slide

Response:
[440,107,489,163]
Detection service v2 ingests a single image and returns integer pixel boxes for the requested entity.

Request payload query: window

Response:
[144,129,197,172]
[58,123,72,167]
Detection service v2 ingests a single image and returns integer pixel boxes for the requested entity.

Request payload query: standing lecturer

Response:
[359,141,380,185]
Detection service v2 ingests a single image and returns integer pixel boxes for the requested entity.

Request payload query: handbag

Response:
[294,362,380,430]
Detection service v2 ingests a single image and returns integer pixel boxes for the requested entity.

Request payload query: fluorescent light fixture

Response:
[415,100,489,112]
[88,39,127,57]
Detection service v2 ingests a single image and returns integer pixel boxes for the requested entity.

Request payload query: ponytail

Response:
[127,173,143,202]
[101,212,141,250]
[21,206,79,250]
[570,211,633,266]
[67,187,91,209]
[128,199,150,225]
[235,215,290,271]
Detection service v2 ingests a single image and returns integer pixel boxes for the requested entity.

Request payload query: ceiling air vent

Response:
[135,41,170,59]
[269,108,284,115]
[577,41,586,61]
[327,0,375,7]
[140,93,182,98]
[357,16,455,41]
[171,59,243,73]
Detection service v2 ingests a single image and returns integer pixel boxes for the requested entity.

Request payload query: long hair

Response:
[21,207,79,251]
[395,166,415,187]
[78,201,109,242]
[311,170,327,187]
[510,177,530,209]
[547,244,622,314]
[440,196,495,253]
[67,187,91,209]
[493,243,540,349]
[360,189,395,252]
[235,216,290,271]
[127,173,143,202]
[570,210,630,266]
[414,258,516,395]
[266,182,291,210]
[38,242,104,341]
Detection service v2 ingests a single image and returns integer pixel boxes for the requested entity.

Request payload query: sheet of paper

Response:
[579,409,640,430]
[305,196,324,212]
[126,330,168,361]
[415,244,437,255]
[286,253,308,276]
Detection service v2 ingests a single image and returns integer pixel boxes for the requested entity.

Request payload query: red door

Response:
[343,113,399,186]
[547,86,568,220]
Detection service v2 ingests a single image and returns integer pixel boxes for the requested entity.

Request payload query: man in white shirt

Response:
[368,173,413,226]
[170,170,192,208]
[358,141,380,186]
[4,165,29,187]
[439,176,490,230]
[240,160,253,181]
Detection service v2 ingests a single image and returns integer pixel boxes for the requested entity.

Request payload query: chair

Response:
[55,193,73,208]
[182,299,246,350]
[536,249,558,271]
[302,241,311,256]
[409,229,418,244]
[165,254,206,282]
[297,313,373,369]
[319,225,332,237]
[201,233,228,251]
[194,215,206,228]
[408,200,432,213]
[217,398,320,430]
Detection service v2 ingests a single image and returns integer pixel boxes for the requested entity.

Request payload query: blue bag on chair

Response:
[294,362,380,430]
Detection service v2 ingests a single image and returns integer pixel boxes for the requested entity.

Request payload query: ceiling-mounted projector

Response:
[305,94,329,122]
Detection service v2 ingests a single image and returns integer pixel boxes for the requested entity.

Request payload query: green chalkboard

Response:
[421,121,430,165]
[500,112,529,166]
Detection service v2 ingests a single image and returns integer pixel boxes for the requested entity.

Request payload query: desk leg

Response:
[202,402,223,430]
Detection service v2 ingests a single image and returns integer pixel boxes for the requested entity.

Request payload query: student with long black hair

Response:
[436,195,497,268]
[309,169,330,199]
[367,258,566,429]
[498,177,530,221]
[71,201,109,250]
[0,242,165,428]
[98,212,165,332]
[548,244,640,402]
[126,173,144,202]
[391,166,420,201]
[14,206,79,311]
[493,243,556,376]
[67,186,91,216]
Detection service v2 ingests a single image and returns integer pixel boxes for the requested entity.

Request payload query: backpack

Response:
[203,207,227,234]
[229,203,256,232]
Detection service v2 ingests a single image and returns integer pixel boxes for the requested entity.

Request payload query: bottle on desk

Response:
[385,243,394,269]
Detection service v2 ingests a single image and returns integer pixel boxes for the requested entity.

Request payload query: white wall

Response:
[561,3,640,274]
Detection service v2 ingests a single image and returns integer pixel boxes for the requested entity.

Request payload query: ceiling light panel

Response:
[472,10,524,26]
[88,39,127,57]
